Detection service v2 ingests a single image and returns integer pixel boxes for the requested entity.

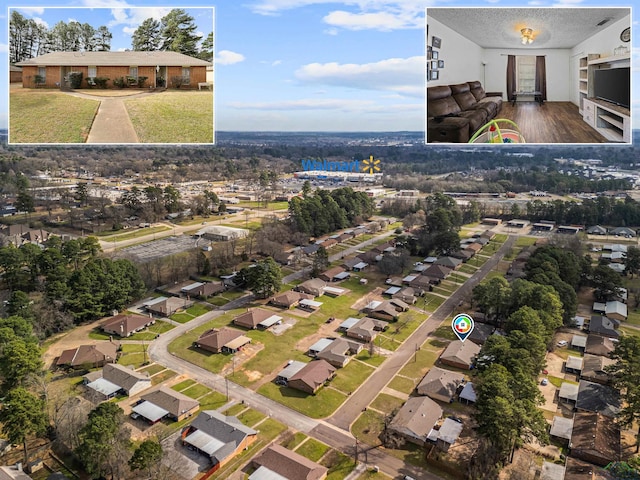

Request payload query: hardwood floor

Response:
[496,101,608,144]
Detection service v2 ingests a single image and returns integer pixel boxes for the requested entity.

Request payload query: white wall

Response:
[482,48,571,101]
[570,15,631,105]
[427,17,483,87]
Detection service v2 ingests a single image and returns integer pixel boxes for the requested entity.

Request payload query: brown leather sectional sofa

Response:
[427,81,503,143]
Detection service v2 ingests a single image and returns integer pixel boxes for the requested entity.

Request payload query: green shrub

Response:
[94,77,109,89]
[113,77,126,88]
[170,76,184,88]
[86,77,96,88]
[138,76,148,88]
[68,71,83,89]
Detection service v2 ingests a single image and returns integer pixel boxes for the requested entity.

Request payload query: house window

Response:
[516,56,536,92]
[37,67,46,82]
[129,66,138,78]
[182,67,191,85]
[88,66,97,78]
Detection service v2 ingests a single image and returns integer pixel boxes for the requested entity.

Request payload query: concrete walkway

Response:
[86,97,139,143]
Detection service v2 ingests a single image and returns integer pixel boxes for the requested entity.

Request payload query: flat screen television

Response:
[594,67,630,109]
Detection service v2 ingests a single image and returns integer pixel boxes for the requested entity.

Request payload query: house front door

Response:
[156,66,167,87]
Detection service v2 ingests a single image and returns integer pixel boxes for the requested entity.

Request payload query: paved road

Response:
[326,236,515,431]
[148,234,515,479]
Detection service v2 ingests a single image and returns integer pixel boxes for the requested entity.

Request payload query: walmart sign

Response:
[301,159,360,172]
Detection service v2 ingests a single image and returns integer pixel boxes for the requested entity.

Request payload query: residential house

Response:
[565,356,584,374]
[416,367,464,402]
[434,256,462,270]
[427,418,463,452]
[275,361,307,385]
[580,354,615,384]
[298,299,323,312]
[356,250,380,265]
[586,225,607,235]
[541,462,566,480]
[585,335,616,357]
[588,315,620,339]
[102,313,155,338]
[273,251,295,266]
[132,386,199,423]
[143,296,192,317]
[450,249,474,262]
[194,327,251,354]
[610,227,636,237]
[323,286,347,297]
[345,317,388,343]
[296,279,326,297]
[570,412,620,466]
[366,301,400,322]
[571,334,588,352]
[182,282,225,299]
[608,263,626,274]
[302,244,320,256]
[605,301,627,322]
[250,444,328,480]
[85,363,151,400]
[559,382,579,404]
[439,340,481,370]
[315,338,363,368]
[459,382,477,404]
[549,416,573,444]
[56,342,118,369]
[16,51,210,89]
[352,261,368,272]
[564,457,605,480]
[388,396,443,446]
[342,258,362,271]
[287,360,336,394]
[389,298,409,312]
[320,238,338,249]
[270,291,313,309]
[182,410,257,468]
[233,308,282,330]
[422,264,452,282]
[318,267,348,283]
[576,380,621,418]
[480,230,496,240]
[0,465,32,480]
[468,322,494,345]
[9,65,22,84]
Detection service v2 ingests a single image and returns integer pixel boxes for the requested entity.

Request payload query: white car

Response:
[557,340,568,347]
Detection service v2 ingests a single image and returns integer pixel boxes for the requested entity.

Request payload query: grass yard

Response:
[170,304,212,324]
[237,408,266,428]
[99,225,170,241]
[625,310,640,326]
[171,379,196,392]
[127,320,175,341]
[398,346,441,380]
[458,264,478,275]
[199,391,228,410]
[331,361,375,394]
[352,409,385,446]
[258,382,347,419]
[138,363,166,376]
[355,351,387,367]
[151,369,176,385]
[370,393,405,414]
[324,450,357,480]
[10,89,100,143]
[118,344,148,368]
[282,432,308,450]
[181,383,212,399]
[124,91,213,143]
[387,375,416,394]
[224,403,248,416]
[357,471,393,480]
[296,438,330,462]
[88,329,112,340]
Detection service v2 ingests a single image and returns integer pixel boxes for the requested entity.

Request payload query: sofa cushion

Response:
[477,97,502,117]
[458,108,488,134]
[451,83,479,111]
[427,117,470,143]
[427,86,462,117]
[468,81,487,101]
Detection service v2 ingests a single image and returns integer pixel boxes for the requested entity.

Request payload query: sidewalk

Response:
[86,98,139,143]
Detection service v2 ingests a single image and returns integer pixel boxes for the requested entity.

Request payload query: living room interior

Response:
[426,7,631,144]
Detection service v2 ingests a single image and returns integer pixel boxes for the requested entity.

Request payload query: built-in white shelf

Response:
[588,53,631,65]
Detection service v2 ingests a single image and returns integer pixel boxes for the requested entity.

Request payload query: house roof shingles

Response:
[196,327,245,351]
[251,444,328,480]
[416,366,464,400]
[16,50,211,67]
[288,360,336,392]
[570,412,620,466]
[102,313,151,337]
[140,386,199,418]
[56,342,118,367]
[576,380,621,417]
[439,340,481,368]
[102,363,150,392]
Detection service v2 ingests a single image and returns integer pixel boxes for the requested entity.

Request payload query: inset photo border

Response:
[425,7,631,145]
[8,6,215,145]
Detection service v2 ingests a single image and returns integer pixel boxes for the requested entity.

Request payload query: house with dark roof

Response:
[16,51,211,89]
[468,322,494,345]
[102,313,155,338]
[85,363,151,400]
[270,291,313,309]
[181,410,257,468]
[422,264,453,281]
[342,257,362,271]
[296,279,326,297]
[315,338,363,368]
[439,340,480,370]
[434,257,462,270]
[345,317,388,343]
[416,367,464,402]
[588,315,619,339]
[133,386,199,423]
[576,380,621,418]
[273,251,296,266]
[194,327,251,354]
[585,334,616,357]
[610,227,636,237]
[182,282,225,299]
[580,354,615,384]
[287,360,336,394]
[318,267,348,283]
[250,444,328,480]
[56,342,118,369]
[233,308,282,330]
[392,287,421,304]
[570,412,620,466]
[459,382,476,404]
[586,225,607,235]
[564,457,604,480]
[388,396,442,446]
[366,301,400,322]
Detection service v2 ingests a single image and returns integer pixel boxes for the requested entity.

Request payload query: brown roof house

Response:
[416,367,465,403]
[16,51,211,89]
[134,386,199,422]
[143,296,192,317]
[345,317,388,343]
[182,282,225,299]
[233,308,282,330]
[585,334,616,357]
[251,444,328,480]
[56,342,118,369]
[296,279,326,297]
[570,412,620,466]
[102,313,155,338]
[580,354,615,385]
[388,396,443,446]
[439,340,481,370]
[318,266,348,283]
[309,338,363,368]
[84,363,151,400]
[364,301,399,321]
[270,291,314,309]
[182,410,257,468]
[287,360,336,394]
[10,65,22,84]
[194,327,251,354]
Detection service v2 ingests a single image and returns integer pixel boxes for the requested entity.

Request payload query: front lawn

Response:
[258,382,347,419]
[296,438,330,462]
[124,90,213,143]
[331,361,375,394]
[10,89,99,143]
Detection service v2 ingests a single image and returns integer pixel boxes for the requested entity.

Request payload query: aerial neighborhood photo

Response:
[0,1,638,480]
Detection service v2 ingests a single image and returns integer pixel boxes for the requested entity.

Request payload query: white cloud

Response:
[107,7,174,29]
[295,56,424,97]
[122,26,137,35]
[216,50,246,65]
[81,0,130,8]
[17,7,45,15]
[323,10,422,31]
[32,17,49,29]
[272,60,282,66]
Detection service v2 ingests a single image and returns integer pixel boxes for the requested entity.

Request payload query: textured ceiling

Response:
[427,8,630,49]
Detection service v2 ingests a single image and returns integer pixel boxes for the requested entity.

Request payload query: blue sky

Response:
[1,0,638,132]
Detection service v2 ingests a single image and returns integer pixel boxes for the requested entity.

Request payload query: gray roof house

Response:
[388,396,443,446]
[416,367,464,403]
[549,416,573,443]
[576,380,621,418]
[85,363,151,399]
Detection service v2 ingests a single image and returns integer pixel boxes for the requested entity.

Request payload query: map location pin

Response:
[451,313,474,342]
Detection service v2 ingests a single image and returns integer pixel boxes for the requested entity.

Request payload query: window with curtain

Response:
[37,66,46,81]
[88,66,97,78]
[516,56,536,91]
[129,66,138,78]
[182,67,191,85]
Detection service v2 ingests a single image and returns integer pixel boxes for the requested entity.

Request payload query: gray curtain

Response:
[506,55,516,102]
[535,56,547,102]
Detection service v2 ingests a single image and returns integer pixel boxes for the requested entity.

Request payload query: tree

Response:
[0,387,47,465]
[75,182,89,206]
[131,18,161,51]
[239,257,282,298]
[15,173,35,215]
[129,439,163,478]
[592,264,623,301]
[160,9,202,56]
[94,25,112,51]
[198,31,213,60]
[76,403,132,479]
[626,246,640,278]
[0,337,43,391]
[311,246,329,277]
[473,276,511,325]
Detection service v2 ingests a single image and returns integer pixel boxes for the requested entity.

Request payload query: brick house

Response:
[16,51,211,89]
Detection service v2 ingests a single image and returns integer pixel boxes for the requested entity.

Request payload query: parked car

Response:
[557,340,568,347]
[541,378,549,386]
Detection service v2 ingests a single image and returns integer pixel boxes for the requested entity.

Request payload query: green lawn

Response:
[458,265,478,275]
[98,225,170,241]
[282,432,308,450]
[151,369,176,385]
[88,329,112,340]
[324,451,357,480]
[331,361,375,394]
[188,304,213,317]
[124,90,214,143]
[355,351,387,367]
[138,364,166,376]
[171,379,196,392]
[181,383,212,399]
[625,310,640,326]
[118,344,149,368]
[398,347,441,380]
[199,391,228,410]
[237,408,266,428]
[370,393,405,414]
[387,375,416,395]
[357,471,393,480]
[296,438,330,462]
[10,89,100,143]
[224,403,248,416]
[432,322,457,340]
[170,312,194,323]
[127,320,175,341]
[352,409,385,446]
[258,382,347,419]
